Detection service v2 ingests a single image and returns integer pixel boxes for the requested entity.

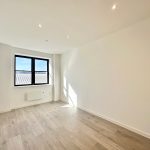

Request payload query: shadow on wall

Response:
[62,76,77,107]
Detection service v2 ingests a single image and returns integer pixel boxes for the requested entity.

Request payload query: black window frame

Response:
[14,55,49,86]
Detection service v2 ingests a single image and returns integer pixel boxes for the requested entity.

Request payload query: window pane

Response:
[35,59,47,71]
[16,57,31,71]
[35,71,48,84]
[16,71,32,85]
[15,56,49,86]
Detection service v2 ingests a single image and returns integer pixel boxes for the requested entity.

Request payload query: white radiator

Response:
[26,91,43,101]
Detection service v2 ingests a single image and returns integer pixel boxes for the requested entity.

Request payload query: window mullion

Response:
[32,58,35,85]
[47,60,49,84]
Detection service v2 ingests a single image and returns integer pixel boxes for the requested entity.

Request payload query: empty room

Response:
[0,0,150,149]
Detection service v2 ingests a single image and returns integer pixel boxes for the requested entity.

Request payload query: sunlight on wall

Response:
[63,77,68,97]
[63,77,67,89]
[68,84,77,107]
[62,76,77,107]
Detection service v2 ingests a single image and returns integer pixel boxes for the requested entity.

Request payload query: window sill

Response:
[14,84,52,88]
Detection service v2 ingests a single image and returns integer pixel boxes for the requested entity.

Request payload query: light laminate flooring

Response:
[0,102,150,150]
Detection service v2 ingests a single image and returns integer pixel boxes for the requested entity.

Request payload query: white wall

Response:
[0,43,60,112]
[53,54,61,101]
[61,17,150,138]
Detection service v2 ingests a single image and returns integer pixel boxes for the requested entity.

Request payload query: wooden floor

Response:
[0,102,149,150]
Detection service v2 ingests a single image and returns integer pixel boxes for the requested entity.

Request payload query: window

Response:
[14,55,49,86]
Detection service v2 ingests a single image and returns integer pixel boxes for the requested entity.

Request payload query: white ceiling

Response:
[0,0,150,54]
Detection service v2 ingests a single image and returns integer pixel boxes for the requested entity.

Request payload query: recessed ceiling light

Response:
[112,4,117,10]
[66,35,70,39]
[38,24,42,28]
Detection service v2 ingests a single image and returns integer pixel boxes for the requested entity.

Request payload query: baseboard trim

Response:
[12,100,52,110]
[0,109,11,114]
[0,100,52,114]
[78,105,150,139]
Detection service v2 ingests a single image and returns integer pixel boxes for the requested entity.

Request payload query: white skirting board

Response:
[78,105,150,139]
[0,109,11,114]
[0,100,51,114]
